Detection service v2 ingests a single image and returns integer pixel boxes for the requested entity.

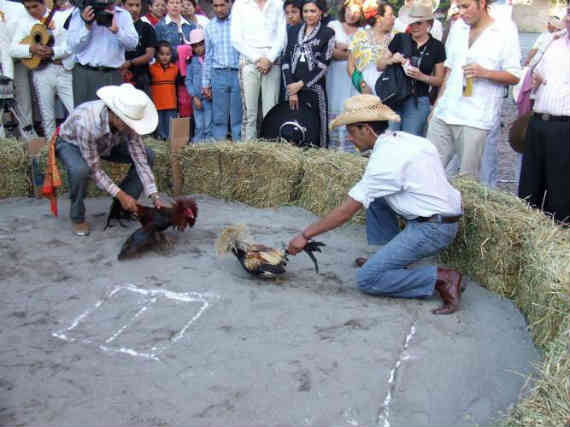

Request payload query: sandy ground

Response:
[0,195,539,427]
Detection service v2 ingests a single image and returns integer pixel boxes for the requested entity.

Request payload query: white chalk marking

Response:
[343,408,359,426]
[377,321,417,427]
[53,283,218,360]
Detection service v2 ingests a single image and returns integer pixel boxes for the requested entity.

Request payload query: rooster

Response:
[216,225,325,279]
[105,196,198,260]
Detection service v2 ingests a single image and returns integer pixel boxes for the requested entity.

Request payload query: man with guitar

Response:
[10,0,74,141]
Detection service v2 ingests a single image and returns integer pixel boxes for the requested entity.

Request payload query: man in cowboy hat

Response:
[287,94,465,315]
[56,83,163,236]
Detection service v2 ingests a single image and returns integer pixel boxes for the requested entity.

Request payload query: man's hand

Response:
[193,96,203,110]
[531,71,545,89]
[405,65,424,82]
[117,191,138,214]
[287,80,303,96]
[202,87,212,100]
[463,62,488,80]
[120,60,132,70]
[30,44,53,59]
[289,93,299,111]
[256,57,272,74]
[151,194,167,209]
[81,5,95,26]
[287,234,307,255]
[108,12,119,34]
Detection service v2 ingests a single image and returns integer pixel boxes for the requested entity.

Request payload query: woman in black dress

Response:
[281,0,335,148]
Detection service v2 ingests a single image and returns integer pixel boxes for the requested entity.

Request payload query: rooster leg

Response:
[157,232,175,248]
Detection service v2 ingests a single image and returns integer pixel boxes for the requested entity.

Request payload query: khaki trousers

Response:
[427,116,489,180]
[238,58,280,141]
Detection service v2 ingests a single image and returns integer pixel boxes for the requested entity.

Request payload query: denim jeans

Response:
[212,69,242,141]
[55,138,154,224]
[192,99,213,142]
[157,109,177,140]
[389,95,431,137]
[356,198,458,299]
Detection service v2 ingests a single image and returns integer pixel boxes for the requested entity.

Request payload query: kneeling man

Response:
[56,83,164,236]
[287,95,464,314]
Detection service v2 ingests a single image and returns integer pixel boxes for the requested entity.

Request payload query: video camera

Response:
[72,0,115,27]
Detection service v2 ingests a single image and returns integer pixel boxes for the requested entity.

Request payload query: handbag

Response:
[374,34,413,109]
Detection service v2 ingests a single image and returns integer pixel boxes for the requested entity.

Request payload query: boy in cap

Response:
[55,83,164,236]
[287,94,465,315]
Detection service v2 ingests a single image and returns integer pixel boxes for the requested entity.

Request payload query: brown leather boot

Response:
[354,257,368,267]
[432,267,463,315]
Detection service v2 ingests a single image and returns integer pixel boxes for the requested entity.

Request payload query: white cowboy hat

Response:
[329,94,400,130]
[96,83,158,135]
[407,1,434,25]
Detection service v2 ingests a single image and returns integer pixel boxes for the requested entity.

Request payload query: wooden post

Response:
[169,117,190,196]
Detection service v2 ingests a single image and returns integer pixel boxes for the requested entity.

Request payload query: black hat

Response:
[260,100,321,148]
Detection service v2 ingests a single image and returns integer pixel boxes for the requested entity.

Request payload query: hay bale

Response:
[0,138,31,197]
[506,323,570,427]
[298,149,367,223]
[517,226,570,347]
[438,177,537,298]
[178,141,303,207]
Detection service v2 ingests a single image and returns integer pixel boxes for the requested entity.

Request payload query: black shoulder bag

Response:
[374,34,413,109]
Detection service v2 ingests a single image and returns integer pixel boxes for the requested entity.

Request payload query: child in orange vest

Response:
[149,41,178,140]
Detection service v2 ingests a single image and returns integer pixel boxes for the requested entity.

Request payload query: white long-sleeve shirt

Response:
[10,9,72,63]
[230,0,286,63]
[434,19,521,130]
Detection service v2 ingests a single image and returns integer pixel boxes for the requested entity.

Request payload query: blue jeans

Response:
[389,96,431,137]
[55,138,154,224]
[357,198,458,299]
[192,99,213,142]
[157,109,177,140]
[212,69,242,141]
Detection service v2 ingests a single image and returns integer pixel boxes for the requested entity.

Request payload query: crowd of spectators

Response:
[0,0,568,224]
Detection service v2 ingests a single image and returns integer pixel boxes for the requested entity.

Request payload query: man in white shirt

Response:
[1,0,38,140]
[230,0,287,140]
[518,8,569,225]
[427,0,520,180]
[524,15,565,67]
[10,0,74,140]
[287,95,465,315]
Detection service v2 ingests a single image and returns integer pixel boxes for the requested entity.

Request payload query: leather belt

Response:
[79,63,118,72]
[417,214,462,224]
[534,113,570,122]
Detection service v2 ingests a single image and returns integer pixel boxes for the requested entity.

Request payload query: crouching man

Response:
[56,83,163,236]
[287,95,465,314]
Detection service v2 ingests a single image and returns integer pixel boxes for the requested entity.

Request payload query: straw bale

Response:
[506,322,569,427]
[517,226,570,347]
[438,177,537,298]
[178,141,303,207]
[0,138,30,197]
[297,149,367,223]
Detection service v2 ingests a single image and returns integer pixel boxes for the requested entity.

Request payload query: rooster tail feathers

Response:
[118,227,154,260]
[215,224,252,256]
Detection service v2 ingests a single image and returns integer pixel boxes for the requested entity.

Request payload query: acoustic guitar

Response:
[20,7,58,70]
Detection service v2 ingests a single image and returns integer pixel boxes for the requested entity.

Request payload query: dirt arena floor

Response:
[0,195,539,427]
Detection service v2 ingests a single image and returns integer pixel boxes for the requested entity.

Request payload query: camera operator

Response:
[67,0,138,106]
[377,2,445,136]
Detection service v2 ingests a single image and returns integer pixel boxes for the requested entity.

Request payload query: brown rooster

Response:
[104,196,198,260]
[216,225,325,279]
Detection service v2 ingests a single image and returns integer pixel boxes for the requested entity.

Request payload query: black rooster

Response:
[216,225,325,278]
[105,196,198,260]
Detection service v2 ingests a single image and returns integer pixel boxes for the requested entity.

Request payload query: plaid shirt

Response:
[202,14,240,88]
[59,101,158,198]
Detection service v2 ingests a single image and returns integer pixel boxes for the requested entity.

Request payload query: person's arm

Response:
[9,24,32,58]
[67,7,93,54]
[127,134,158,198]
[347,50,356,78]
[52,13,72,60]
[287,197,362,254]
[115,9,138,50]
[202,24,213,90]
[128,23,156,66]
[524,48,537,66]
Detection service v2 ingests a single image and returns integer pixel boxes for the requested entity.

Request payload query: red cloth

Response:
[144,12,160,27]
[177,84,193,118]
[42,128,62,216]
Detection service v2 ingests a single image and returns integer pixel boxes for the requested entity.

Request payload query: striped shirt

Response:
[202,14,240,88]
[59,101,157,198]
[149,62,178,110]
[533,34,570,117]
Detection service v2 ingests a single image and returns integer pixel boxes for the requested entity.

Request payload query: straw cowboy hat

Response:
[329,94,401,130]
[96,83,158,135]
[406,0,434,25]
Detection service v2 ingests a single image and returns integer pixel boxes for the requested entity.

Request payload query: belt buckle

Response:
[541,113,551,121]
